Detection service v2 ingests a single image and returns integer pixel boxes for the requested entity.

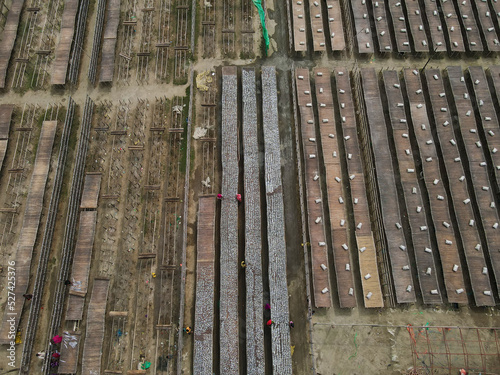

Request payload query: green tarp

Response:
[252,0,270,54]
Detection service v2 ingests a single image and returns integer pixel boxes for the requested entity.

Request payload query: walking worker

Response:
[186,326,192,334]
[289,321,294,328]
[265,303,271,310]
[266,319,274,327]
[217,194,223,200]
[241,260,246,268]
[36,351,45,359]
[236,193,242,202]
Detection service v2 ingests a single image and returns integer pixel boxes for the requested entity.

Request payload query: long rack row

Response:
[313,68,356,308]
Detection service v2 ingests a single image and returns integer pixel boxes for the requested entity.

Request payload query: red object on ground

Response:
[52,335,62,344]
[266,319,273,326]
[236,194,242,202]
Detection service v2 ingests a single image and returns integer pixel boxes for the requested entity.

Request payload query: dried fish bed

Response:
[309,0,326,51]
[88,0,106,84]
[33,0,64,87]
[11,0,42,88]
[193,196,216,375]
[219,66,239,374]
[437,0,465,52]
[335,68,384,308]
[155,0,172,81]
[403,68,463,303]
[117,0,138,82]
[174,0,190,80]
[350,0,374,53]
[455,0,482,52]
[361,68,415,303]
[202,0,216,57]
[325,0,346,51]
[295,68,332,308]
[313,68,356,308]
[446,66,500,300]
[262,66,292,375]
[473,0,500,52]
[241,0,254,56]
[421,0,446,52]
[467,66,500,192]
[136,0,155,82]
[242,68,265,374]
[0,0,25,88]
[387,0,411,53]
[424,69,492,306]
[371,0,393,52]
[382,70,441,304]
[402,0,429,53]
[222,0,235,56]
[0,119,57,344]
[291,0,308,51]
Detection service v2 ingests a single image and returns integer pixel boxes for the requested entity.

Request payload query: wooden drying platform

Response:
[468,67,500,189]
[99,0,120,83]
[66,294,85,320]
[291,0,307,51]
[82,278,110,375]
[241,68,265,374]
[425,69,492,306]
[439,0,465,52]
[383,70,441,304]
[69,211,97,296]
[447,66,500,301]
[403,68,460,303]
[0,1,25,88]
[0,121,57,343]
[313,68,355,308]
[219,66,239,374]
[80,173,102,209]
[0,104,14,171]
[335,68,383,308]
[193,196,216,375]
[490,66,500,110]
[474,1,500,52]
[454,0,482,52]
[361,69,416,304]
[295,69,331,308]
[421,0,446,52]
[325,0,345,51]
[350,0,373,53]
[371,0,392,53]
[309,0,326,51]
[51,0,79,85]
[58,331,81,374]
[387,0,410,53]
[403,0,429,53]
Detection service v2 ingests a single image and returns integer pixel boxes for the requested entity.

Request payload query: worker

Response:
[266,319,274,327]
[36,352,45,359]
[236,194,242,202]
[64,280,72,286]
[152,272,156,278]
[217,194,223,200]
[52,352,61,359]
[241,260,246,268]
[23,294,33,300]
[265,303,271,310]
[459,370,467,375]
[185,326,192,335]
[289,321,294,328]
